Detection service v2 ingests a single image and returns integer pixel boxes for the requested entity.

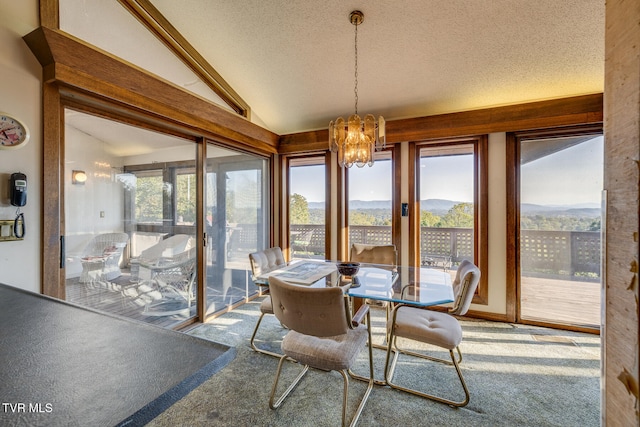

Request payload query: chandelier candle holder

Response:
[329,10,385,168]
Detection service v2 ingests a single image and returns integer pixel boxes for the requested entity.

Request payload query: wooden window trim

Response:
[283,153,332,261]
[410,136,489,305]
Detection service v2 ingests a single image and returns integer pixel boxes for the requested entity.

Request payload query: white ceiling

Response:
[149,0,605,135]
[61,0,605,139]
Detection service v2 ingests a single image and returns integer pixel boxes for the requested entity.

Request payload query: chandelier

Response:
[329,10,385,168]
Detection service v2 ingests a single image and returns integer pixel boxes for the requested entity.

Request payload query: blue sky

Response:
[521,136,603,206]
[289,135,604,206]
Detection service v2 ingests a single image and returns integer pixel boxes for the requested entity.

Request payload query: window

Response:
[347,151,393,247]
[412,137,488,303]
[133,171,163,224]
[287,156,328,260]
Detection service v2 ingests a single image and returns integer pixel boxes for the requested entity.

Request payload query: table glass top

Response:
[255,260,453,308]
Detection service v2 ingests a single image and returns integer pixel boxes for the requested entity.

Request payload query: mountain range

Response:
[308,199,601,217]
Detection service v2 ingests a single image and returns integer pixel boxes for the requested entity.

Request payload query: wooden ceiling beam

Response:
[279,94,603,154]
[117,0,251,119]
[24,27,278,153]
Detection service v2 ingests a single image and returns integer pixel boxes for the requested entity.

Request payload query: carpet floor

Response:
[147,297,600,427]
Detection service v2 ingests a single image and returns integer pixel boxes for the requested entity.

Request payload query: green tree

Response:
[135,175,163,223]
[439,202,474,228]
[176,173,196,223]
[420,210,441,227]
[588,218,601,231]
[290,193,310,224]
[349,211,376,225]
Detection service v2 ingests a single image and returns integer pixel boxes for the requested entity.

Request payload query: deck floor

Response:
[65,269,252,329]
[521,275,601,329]
[67,269,602,331]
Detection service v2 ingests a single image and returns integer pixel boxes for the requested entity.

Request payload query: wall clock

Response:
[0,113,30,150]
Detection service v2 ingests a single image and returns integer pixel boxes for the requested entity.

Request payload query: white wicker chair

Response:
[130,234,195,282]
[79,232,129,283]
[133,247,197,317]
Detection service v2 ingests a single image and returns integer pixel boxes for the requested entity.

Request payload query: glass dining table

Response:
[253,259,454,385]
[254,259,454,308]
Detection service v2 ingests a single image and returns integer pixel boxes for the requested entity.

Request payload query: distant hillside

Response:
[521,203,601,217]
[308,199,601,217]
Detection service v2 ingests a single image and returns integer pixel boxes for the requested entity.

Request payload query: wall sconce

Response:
[72,170,87,185]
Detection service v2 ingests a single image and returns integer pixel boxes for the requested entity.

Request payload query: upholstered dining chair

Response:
[384,260,481,407]
[267,276,374,427]
[248,247,287,357]
[350,243,398,314]
[350,243,397,271]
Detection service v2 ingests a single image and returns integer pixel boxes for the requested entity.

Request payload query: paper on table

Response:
[259,261,337,285]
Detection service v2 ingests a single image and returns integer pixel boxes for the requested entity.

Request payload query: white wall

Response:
[64,125,125,256]
[0,1,41,292]
[480,132,507,315]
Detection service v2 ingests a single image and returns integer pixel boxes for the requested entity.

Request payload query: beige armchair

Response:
[384,260,481,407]
[267,276,374,427]
[248,247,286,357]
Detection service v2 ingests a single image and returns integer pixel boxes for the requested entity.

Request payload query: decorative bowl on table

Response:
[336,262,360,277]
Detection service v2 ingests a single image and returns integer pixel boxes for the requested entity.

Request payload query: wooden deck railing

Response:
[230,224,601,281]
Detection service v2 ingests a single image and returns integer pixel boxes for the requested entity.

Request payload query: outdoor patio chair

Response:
[384,260,481,407]
[248,247,286,357]
[268,275,374,427]
[130,234,195,282]
[79,232,129,283]
[290,229,315,258]
[133,247,197,317]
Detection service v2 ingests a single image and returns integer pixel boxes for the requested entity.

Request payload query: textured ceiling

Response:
[148,0,604,135]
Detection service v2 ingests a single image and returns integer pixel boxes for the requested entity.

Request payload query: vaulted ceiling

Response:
[62,0,604,137]
[150,0,605,135]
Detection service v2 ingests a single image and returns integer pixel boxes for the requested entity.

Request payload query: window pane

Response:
[348,152,392,247]
[289,159,326,259]
[176,172,196,224]
[134,173,163,224]
[419,144,474,273]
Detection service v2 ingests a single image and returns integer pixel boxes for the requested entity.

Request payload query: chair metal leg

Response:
[249,312,283,358]
[269,355,309,409]
[347,314,375,427]
[391,338,463,366]
[384,333,470,407]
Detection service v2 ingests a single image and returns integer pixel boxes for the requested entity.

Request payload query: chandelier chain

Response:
[354,20,359,115]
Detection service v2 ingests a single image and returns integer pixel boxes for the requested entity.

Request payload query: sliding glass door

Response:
[64,109,270,327]
[205,144,269,314]
[64,109,197,329]
[518,132,603,329]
